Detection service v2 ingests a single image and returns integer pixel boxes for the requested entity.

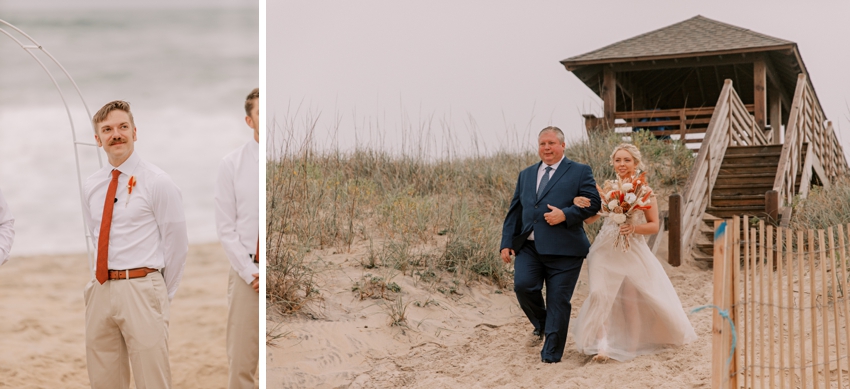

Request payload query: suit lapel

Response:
[536,158,572,204]
[526,162,542,198]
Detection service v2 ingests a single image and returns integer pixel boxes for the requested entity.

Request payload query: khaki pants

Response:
[84,271,171,389]
[227,268,259,389]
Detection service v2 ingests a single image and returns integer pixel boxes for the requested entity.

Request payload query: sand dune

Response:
[268,239,715,388]
[0,243,240,388]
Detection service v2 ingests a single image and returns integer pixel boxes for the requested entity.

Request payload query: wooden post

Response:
[785,228,795,389]
[743,216,751,387]
[765,190,779,225]
[712,220,729,389]
[583,114,601,135]
[827,227,842,387]
[769,90,782,144]
[797,231,807,389]
[729,217,740,389]
[754,58,767,131]
[808,230,819,389]
[838,224,850,386]
[767,226,775,389]
[758,220,766,389]
[602,66,616,130]
[776,227,786,388]
[818,230,830,386]
[668,193,681,266]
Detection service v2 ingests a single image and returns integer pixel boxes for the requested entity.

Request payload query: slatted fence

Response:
[712,217,850,389]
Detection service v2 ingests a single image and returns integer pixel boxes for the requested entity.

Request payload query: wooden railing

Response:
[772,74,850,226]
[669,79,767,265]
[613,105,754,145]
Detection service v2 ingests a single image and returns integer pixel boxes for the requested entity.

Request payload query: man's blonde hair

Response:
[92,100,134,133]
[245,87,259,116]
[610,143,646,171]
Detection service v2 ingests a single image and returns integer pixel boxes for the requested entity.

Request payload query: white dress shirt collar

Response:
[103,150,142,178]
[539,156,564,172]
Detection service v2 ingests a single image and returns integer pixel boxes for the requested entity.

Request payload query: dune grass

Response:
[266,126,694,315]
[789,176,850,231]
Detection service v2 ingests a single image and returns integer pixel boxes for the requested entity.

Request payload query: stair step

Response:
[715,175,775,185]
[719,166,778,174]
[693,254,714,264]
[724,145,784,155]
[712,185,774,197]
[710,197,766,207]
[696,243,713,256]
[706,210,769,219]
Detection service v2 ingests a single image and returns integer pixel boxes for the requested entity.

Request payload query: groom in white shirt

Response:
[215,88,260,388]
[83,100,189,389]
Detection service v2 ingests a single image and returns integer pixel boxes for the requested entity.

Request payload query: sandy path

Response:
[0,243,236,388]
[268,239,715,388]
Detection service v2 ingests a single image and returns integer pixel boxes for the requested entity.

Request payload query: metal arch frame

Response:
[0,18,102,279]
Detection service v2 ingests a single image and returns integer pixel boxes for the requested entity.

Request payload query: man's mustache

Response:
[108,138,127,145]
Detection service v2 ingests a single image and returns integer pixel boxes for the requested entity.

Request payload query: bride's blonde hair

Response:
[609,143,646,171]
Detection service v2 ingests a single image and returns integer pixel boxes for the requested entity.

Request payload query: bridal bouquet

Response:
[598,171,653,251]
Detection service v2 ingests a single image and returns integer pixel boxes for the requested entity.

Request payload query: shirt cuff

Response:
[237,263,259,285]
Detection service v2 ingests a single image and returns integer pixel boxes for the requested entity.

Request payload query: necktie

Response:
[96,169,121,284]
[255,234,260,264]
[537,166,552,200]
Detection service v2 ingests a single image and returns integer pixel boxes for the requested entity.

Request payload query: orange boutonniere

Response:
[125,176,136,206]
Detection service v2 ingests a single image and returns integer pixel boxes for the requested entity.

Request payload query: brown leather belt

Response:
[107,267,158,280]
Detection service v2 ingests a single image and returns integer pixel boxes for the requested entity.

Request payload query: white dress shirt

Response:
[0,188,14,266]
[528,156,564,241]
[83,151,189,300]
[215,140,259,285]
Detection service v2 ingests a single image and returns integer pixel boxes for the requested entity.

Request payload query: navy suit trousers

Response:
[513,240,584,362]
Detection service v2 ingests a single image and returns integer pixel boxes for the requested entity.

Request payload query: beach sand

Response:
[0,243,245,388]
[267,237,714,388]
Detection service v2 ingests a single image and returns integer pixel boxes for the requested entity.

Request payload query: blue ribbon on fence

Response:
[690,305,737,369]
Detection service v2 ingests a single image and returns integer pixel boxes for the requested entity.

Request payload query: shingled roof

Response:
[561,15,795,66]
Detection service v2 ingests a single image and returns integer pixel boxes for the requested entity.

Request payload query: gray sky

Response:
[0,0,253,9]
[270,1,850,158]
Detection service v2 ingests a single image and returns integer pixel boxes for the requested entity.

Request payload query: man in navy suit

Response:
[500,126,601,363]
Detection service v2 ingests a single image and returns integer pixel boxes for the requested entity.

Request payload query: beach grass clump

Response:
[266,123,691,314]
[265,244,318,314]
[789,176,850,231]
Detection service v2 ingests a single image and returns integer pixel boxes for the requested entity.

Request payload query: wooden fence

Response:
[712,216,850,388]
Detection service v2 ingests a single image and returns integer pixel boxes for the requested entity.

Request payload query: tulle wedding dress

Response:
[572,211,697,361]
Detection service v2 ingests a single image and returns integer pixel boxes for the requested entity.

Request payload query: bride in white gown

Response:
[571,144,696,362]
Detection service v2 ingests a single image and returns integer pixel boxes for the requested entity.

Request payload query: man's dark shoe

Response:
[532,329,543,339]
[541,358,559,364]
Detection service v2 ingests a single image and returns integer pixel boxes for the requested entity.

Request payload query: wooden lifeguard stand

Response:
[561,15,811,149]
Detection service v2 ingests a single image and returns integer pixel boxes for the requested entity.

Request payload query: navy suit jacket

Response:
[500,157,601,257]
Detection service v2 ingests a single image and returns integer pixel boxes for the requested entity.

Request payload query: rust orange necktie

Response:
[96,169,121,284]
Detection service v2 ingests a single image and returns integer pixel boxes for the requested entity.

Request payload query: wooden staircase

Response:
[706,145,805,219]
[690,144,806,264]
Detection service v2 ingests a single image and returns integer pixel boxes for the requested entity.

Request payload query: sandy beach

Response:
[0,243,241,388]
[267,237,714,388]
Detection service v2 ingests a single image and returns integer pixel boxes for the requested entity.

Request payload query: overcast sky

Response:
[271,1,850,158]
[0,0,252,9]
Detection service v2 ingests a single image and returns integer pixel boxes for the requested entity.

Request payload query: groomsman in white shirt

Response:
[0,188,14,266]
[83,100,189,389]
[215,87,260,389]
